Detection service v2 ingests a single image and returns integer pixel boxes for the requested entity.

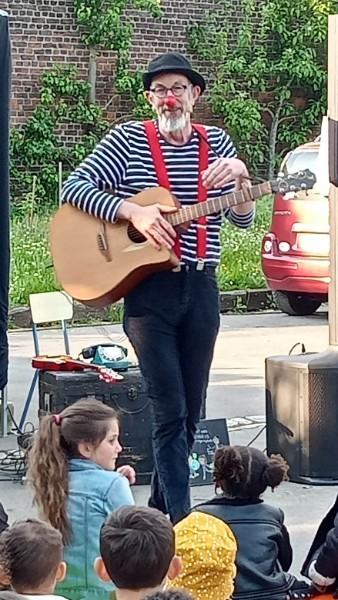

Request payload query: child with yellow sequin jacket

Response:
[193,446,311,600]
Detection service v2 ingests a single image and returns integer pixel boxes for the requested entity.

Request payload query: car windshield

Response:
[284,149,329,197]
[285,150,319,177]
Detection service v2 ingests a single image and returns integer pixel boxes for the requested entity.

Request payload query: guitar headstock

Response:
[271,169,317,194]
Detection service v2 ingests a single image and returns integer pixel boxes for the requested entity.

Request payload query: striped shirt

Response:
[61,120,255,265]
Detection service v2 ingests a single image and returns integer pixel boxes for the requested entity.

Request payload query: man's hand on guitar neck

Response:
[117,201,177,251]
[201,157,249,189]
[201,157,254,215]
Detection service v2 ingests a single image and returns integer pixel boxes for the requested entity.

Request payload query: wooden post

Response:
[88,46,97,104]
[328,15,338,346]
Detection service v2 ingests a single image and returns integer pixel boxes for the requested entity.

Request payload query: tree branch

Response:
[104,94,120,111]
[263,107,275,119]
[112,113,136,125]
[278,114,297,125]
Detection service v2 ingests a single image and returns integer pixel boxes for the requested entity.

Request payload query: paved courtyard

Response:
[1,308,337,577]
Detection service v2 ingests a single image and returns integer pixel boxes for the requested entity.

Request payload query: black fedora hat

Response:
[143,52,206,94]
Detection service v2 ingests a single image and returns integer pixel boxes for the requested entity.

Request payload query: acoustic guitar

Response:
[50,169,316,308]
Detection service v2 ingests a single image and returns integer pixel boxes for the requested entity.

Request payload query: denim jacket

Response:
[56,458,134,600]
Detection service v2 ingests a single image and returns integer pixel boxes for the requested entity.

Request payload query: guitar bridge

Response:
[97,225,112,262]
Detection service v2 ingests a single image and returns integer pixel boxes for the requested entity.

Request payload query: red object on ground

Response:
[31,355,121,383]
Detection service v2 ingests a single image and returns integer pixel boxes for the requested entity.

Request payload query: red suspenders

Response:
[193,123,209,261]
[144,120,209,262]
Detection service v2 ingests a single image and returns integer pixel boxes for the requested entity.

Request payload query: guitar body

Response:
[50,187,180,308]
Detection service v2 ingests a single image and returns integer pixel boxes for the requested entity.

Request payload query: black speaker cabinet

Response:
[266,350,338,484]
[38,367,153,484]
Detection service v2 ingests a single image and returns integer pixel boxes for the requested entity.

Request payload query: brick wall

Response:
[0,0,245,129]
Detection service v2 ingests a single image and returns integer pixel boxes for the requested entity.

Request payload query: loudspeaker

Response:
[266,350,338,484]
[38,367,153,484]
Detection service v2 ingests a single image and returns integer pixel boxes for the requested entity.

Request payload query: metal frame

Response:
[18,292,73,431]
[0,386,8,437]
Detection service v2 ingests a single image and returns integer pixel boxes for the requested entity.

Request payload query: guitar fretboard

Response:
[166,181,271,226]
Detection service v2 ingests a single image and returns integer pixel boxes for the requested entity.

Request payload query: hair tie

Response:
[52,414,62,426]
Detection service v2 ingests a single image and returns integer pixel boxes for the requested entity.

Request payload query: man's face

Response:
[145,72,200,133]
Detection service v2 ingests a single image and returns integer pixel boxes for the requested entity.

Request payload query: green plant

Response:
[188,0,337,178]
[11,2,163,205]
[10,212,59,306]
[217,196,272,291]
[74,0,162,114]
[10,65,109,204]
[114,67,155,120]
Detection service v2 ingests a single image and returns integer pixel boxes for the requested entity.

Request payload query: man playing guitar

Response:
[61,52,254,523]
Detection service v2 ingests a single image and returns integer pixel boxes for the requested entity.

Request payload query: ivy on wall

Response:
[11,0,162,204]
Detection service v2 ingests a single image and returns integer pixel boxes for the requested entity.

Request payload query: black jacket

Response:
[302,494,338,580]
[194,496,295,600]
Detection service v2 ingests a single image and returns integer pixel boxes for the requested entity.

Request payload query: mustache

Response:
[159,104,181,112]
[158,105,194,117]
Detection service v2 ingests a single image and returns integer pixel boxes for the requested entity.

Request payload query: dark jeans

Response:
[123,267,220,524]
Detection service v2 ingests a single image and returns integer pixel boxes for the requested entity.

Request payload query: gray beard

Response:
[158,112,189,133]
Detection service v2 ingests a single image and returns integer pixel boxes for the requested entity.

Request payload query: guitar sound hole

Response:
[127,224,147,244]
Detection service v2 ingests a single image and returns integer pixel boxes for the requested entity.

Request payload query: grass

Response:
[9,198,273,308]
[10,212,59,306]
[218,195,272,291]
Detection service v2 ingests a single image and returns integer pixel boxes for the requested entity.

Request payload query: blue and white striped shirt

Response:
[61,120,255,265]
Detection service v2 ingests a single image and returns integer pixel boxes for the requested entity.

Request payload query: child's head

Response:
[168,511,237,600]
[0,519,65,594]
[27,398,120,543]
[213,445,289,499]
[143,591,195,600]
[96,506,181,592]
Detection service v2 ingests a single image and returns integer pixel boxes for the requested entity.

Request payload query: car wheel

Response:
[274,291,322,316]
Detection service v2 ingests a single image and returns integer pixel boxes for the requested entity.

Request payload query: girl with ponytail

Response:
[27,399,135,600]
[193,446,311,600]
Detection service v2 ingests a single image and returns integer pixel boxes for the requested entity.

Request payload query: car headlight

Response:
[278,241,291,253]
[263,240,273,253]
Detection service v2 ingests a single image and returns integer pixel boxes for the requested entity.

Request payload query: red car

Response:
[261,141,329,316]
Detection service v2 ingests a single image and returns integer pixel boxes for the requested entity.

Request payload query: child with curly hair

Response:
[193,445,311,600]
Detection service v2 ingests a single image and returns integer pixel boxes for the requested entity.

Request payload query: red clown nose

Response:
[164,96,178,109]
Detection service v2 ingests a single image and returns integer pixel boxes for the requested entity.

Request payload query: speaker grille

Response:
[266,354,338,483]
[308,370,338,477]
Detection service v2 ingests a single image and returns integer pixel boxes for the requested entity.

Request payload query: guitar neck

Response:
[166,181,271,226]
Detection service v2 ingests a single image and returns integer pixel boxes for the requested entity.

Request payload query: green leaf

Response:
[187,0,334,177]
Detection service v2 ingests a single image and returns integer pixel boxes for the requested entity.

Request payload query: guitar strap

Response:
[144,120,209,261]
